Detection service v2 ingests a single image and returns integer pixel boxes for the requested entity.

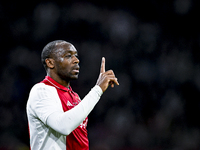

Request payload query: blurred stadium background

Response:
[1,0,200,149]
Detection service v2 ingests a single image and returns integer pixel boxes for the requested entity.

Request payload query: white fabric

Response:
[26,83,103,150]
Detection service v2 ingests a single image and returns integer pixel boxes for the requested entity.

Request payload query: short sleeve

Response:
[27,83,63,125]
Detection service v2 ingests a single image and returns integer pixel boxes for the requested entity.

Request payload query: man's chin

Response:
[70,74,79,80]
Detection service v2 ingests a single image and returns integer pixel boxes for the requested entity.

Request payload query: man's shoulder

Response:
[31,82,56,91]
[28,83,58,101]
[27,83,60,109]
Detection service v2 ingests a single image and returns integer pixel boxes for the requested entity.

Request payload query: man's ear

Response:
[45,58,55,69]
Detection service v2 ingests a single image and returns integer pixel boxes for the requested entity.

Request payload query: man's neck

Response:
[47,72,70,88]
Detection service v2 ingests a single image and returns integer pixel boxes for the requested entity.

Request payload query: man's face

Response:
[53,42,80,81]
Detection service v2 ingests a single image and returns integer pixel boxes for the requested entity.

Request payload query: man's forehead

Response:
[55,42,77,53]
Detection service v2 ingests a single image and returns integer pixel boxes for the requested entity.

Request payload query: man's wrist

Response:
[93,85,103,96]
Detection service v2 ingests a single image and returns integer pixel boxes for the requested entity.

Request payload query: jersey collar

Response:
[43,76,73,92]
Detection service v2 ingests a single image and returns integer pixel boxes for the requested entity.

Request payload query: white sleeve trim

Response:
[46,85,103,135]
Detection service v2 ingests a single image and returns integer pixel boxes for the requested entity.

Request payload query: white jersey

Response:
[26,80,102,150]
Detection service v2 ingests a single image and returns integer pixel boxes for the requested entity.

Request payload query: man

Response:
[26,40,119,150]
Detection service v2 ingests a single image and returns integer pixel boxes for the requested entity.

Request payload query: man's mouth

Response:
[72,66,80,73]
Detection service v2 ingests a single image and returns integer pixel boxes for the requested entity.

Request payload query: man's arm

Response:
[46,57,119,135]
[46,85,102,135]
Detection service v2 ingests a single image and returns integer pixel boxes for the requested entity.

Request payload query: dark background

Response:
[1,0,200,149]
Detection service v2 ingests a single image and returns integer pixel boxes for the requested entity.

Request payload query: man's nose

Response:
[73,55,79,64]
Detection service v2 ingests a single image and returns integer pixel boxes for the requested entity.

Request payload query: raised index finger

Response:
[100,57,105,73]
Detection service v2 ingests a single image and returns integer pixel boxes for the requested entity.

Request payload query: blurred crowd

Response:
[1,0,200,149]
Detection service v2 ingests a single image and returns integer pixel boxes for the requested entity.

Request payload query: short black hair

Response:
[41,40,65,70]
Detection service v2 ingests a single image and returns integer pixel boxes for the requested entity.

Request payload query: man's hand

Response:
[96,57,119,92]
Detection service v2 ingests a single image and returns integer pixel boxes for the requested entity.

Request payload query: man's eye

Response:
[65,55,71,58]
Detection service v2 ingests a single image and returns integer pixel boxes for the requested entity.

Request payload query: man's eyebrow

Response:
[65,49,78,54]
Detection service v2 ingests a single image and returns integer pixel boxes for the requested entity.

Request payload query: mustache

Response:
[71,65,80,70]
